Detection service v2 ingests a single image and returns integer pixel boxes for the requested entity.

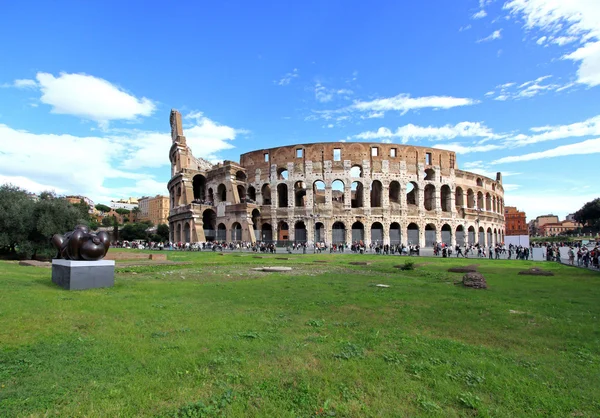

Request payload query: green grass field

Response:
[1,251,599,417]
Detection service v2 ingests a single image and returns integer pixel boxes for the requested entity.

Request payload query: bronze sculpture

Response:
[51,225,110,261]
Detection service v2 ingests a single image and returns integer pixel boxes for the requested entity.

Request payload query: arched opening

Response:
[455,187,464,209]
[248,186,256,202]
[352,221,364,242]
[184,222,191,243]
[176,186,182,206]
[294,181,306,207]
[236,171,247,182]
[231,222,242,241]
[425,224,436,247]
[479,226,485,245]
[207,188,214,204]
[493,228,498,245]
[315,222,324,243]
[261,223,273,242]
[441,185,451,212]
[424,184,436,211]
[313,180,326,205]
[351,181,364,208]
[389,181,400,205]
[441,224,452,245]
[332,180,345,208]
[406,182,418,207]
[217,223,227,241]
[217,184,227,202]
[424,168,435,181]
[175,223,181,242]
[251,209,261,241]
[468,226,476,245]
[476,178,483,187]
[170,190,175,208]
[485,193,491,211]
[277,183,288,207]
[492,196,496,213]
[477,192,484,210]
[487,227,493,246]
[456,225,465,246]
[407,223,419,245]
[371,222,383,244]
[492,183,496,191]
[390,222,401,245]
[350,165,362,178]
[202,209,216,241]
[237,185,246,202]
[332,221,346,244]
[278,221,289,241]
[277,168,288,180]
[370,180,383,208]
[467,189,475,209]
[294,221,307,243]
[261,184,271,205]
[192,174,206,201]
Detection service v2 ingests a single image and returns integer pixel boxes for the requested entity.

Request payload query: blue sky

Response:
[1,0,599,220]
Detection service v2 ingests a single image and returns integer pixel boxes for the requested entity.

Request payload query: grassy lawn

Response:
[1,251,599,417]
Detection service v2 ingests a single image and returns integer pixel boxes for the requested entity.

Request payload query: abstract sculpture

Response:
[51,225,110,261]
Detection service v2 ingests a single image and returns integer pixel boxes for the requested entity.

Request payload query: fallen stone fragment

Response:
[462,272,487,289]
[448,265,478,273]
[518,268,554,276]
[251,266,293,272]
[349,262,371,266]
[18,260,51,268]
[375,284,390,288]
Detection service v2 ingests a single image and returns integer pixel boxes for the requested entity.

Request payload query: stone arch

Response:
[261,184,272,205]
[407,223,419,245]
[406,182,419,207]
[350,165,363,178]
[313,180,326,205]
[294,181,306,207]
[485,193,491,211]
[202,209,216,241]
[176,186,182,206]
[277,183,288,207]
[492,196,496,213]
[479,226,485,245]
[217,183,227,202]
[315,222,325,243]
[441,185,451,212]
[424,184,436,211]
[184,222,191,243]
[231,222,242,241]
[278,220,289,241]
[277,167,288,180]
[217,223,227,241]
[425,223,436,247]
[467,189,475,209]
[456,225,465,246]
[487,227,493,246]
[390,222,401,244]
[493,228,498,246]
[237,185,246,201]
[467,225,476,244]
[294,220,307,243]
[424,168,435,181]
[207,187,214,204]
[248,186,256,202]
[476,178,483,187]
[370,180,383,208]
[389,181,400,204]
[261,223,273,242]
[192,174,206,201]
[352,221,364,242]
[351,181,364,208]
[477,191,484,210]
[236,170,247,182]
[331,180,345,208]
[455,186,464,209]
[371,222,383,243]
[251,209,261,240]
[332,221,346,244]
[441,224,452,244]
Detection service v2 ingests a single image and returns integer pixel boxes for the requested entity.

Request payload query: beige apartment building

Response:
[139,195,170,226]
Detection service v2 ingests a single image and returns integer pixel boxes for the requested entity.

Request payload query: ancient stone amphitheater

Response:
[168,110,505,247]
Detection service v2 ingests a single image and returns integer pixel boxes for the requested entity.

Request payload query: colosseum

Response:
[167,109,506,247]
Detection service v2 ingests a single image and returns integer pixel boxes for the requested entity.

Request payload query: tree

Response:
[120,222,151,241]
[115,208,131,216]
[0,184,35,254]
[102,217,113,227]
[95,203,111,213]
[156,223,170,242]
[574,198,600,230]
[131,206,141,222]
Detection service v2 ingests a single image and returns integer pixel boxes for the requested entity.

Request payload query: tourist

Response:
[568,247,575,266]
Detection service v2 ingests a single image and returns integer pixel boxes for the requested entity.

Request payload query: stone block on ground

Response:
[149,253,167,261]
[349,262,371,266]
[19,260,51,268]
[448,265,479,273]
[251,266,293,272]
[518,268,554,276]
[52,259,115,290]
[462,272,487,289]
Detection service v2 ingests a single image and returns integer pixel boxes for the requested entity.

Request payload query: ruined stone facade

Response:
[167,109,506,247]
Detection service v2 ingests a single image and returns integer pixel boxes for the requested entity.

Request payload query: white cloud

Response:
[477,29,503,43]
[488,75,567,100]
[352,121,501,143]
[432,142,504,154]
[507,114,600,146]
[472,9,487,19]
[35,72,156,127]
[0,175,66,194]
[314,83,353,103]
[14,79,37,89]
[505,191,599,220]
[493,137,600,163]
[536,36,547,45]
[459,24,472,32]
[504,0,600,87]
[275,68,299,86]
[351,93,478,115]
[184,112,246,161]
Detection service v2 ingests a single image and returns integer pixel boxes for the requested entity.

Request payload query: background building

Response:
[110,197,138,211]
[504,206,527,235]
[65,195,94,213]
[529,214,559,236]
[148,195,170,226]
[138,196,150,219]
[538,219,581,236]
[167,109,506,246]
